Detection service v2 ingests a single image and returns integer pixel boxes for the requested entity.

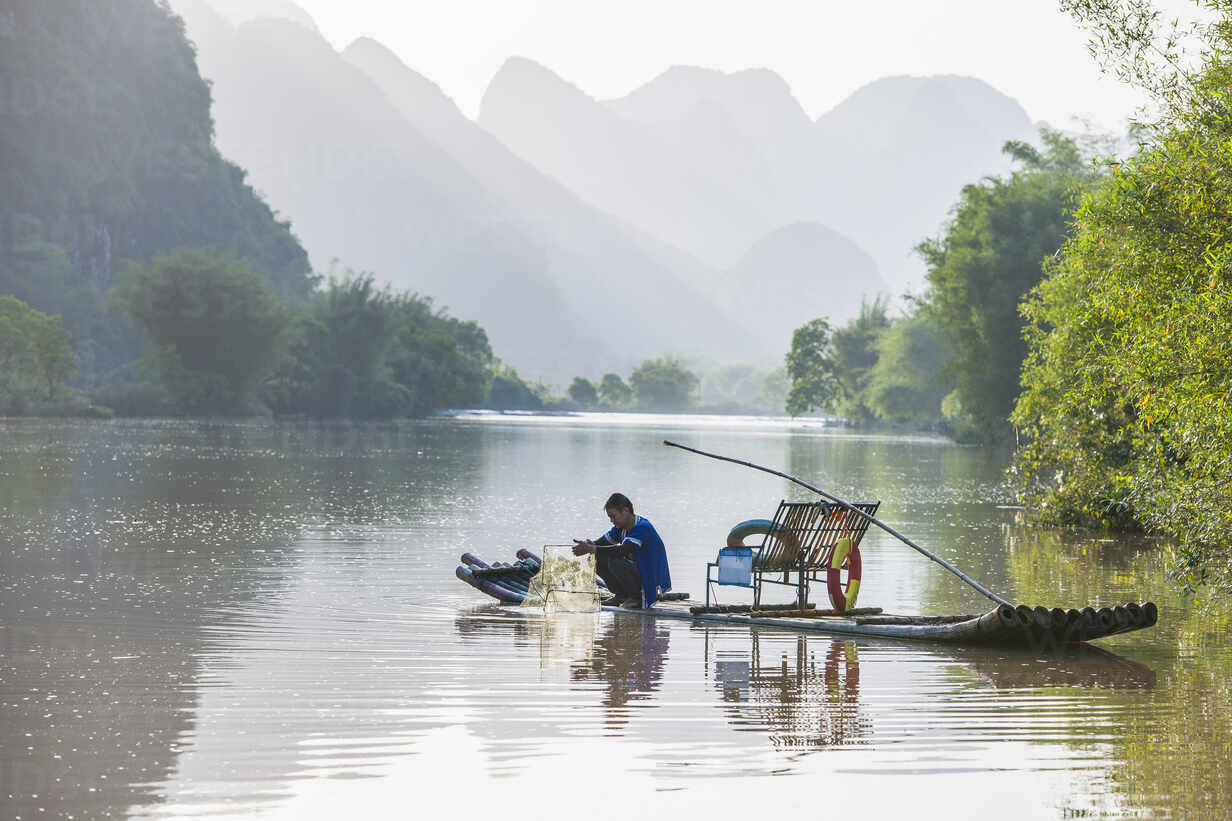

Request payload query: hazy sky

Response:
[280,0,1199,131]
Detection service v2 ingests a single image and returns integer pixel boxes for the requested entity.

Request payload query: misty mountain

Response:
[725,223,887,354]
[805,75,1037,291]
[170,0,754,381]
[480,60,1036,294]
[200,0,319,30]
[170,0,753,379]
[340,39,743,357]
[607,64,815,234]
[480,58,789,267]
[0,0,316,379]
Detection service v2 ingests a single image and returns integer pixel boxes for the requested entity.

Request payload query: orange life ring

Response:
[826,537,861,612]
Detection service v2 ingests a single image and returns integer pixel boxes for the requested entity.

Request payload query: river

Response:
[0,415,1227,819]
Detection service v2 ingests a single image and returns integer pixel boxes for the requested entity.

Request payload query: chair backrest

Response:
[755,500,881,571]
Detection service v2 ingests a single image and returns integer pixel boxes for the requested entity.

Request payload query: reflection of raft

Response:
[455,551,1156,647]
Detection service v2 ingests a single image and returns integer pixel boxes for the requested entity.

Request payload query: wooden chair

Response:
[705,499,880,608]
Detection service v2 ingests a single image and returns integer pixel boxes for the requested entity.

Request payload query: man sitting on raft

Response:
[572,492,671,609]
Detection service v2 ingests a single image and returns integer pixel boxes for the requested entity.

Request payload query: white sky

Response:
[288,0,1203,131]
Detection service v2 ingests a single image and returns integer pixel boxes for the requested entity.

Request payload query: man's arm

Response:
[572,533,636,557]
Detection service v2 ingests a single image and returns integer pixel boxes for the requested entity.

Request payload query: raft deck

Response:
[456,551,1157,648]
[600,598,1155,647]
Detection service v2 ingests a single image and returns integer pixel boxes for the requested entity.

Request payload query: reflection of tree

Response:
[571,614,670,729]
[1003,525,1232,816]
[708,629,871,751]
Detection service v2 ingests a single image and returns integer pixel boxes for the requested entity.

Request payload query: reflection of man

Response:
[572,493,671,609]
[572,616,671,728]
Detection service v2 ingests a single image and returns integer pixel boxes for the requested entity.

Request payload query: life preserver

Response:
[826,537,861,612]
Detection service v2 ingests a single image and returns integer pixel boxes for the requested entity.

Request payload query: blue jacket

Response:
[601,515,672,607]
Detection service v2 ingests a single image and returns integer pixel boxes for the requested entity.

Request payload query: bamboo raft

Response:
[456,442,1159,649]
[455,549,1157,647]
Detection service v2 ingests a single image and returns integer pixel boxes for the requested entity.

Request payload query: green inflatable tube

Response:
[726,518,778,547]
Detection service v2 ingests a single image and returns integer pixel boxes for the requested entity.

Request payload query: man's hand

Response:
[572,538,596,556]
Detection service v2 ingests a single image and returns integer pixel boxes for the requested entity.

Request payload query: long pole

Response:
[663,440,1012,607]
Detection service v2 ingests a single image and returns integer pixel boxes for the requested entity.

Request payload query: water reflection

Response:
[0,420,481,819]
[952,644,1157,690]
[0,421,308,820]
[571,614,670,728]
[3,416,1230,819]
[454,607,671,731]
[707,632,869,750]
[702,627,1156,759]
[1003,525,1232,817]
[456,605,601,672]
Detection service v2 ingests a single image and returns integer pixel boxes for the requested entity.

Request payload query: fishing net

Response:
[522,545,601,613]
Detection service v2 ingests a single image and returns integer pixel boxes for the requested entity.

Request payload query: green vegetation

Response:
[487,365,547,411]
[111,251,293,415]
[783,307,951,427]
[863,313,950,428]
[785,318,842,417]
[917,130,1104,442]
[781,130,1097,436]
[0,1,500,420]
[1011,1,1232,594]
[270,276,493,418]
[567,377,599,408]
[556,360,781,414]
[830,297,892,424]
[0,296,78,414]
[598,373,633,409]
[630,357,699,411]
[0,0,316,391]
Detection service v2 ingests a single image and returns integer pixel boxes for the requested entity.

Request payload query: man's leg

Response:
[595,551,641,604]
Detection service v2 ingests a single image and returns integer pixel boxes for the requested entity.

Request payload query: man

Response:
[573,492,671,609]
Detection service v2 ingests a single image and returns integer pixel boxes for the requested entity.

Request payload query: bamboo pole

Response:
[663,439,1013,608]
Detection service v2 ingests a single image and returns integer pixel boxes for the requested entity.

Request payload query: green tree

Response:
[267,276,493,418]
[567,377,598,408]
[785,318,840,417]
[28,313,75,399]
[918,129,1102,442]
[830,296,892,424]
[864,312,951,427]
[1012,1,1232,595]
[0,295,76,409]
[630,358,699,411]
[0,296,33,379]
[488,366,544,410]
[598,372,632,408]
[305,276,400,417]
[387,295,492,415]
[111,250,292,414]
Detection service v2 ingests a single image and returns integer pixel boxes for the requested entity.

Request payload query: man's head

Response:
[604,492,636,531]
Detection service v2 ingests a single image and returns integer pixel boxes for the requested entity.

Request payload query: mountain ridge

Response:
[172,3,750,381]
[481,57,1037,293]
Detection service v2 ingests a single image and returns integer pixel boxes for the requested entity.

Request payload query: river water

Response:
[0,415,1227,819]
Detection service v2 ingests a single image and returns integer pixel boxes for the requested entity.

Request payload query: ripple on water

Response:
[0,418,1210,820]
